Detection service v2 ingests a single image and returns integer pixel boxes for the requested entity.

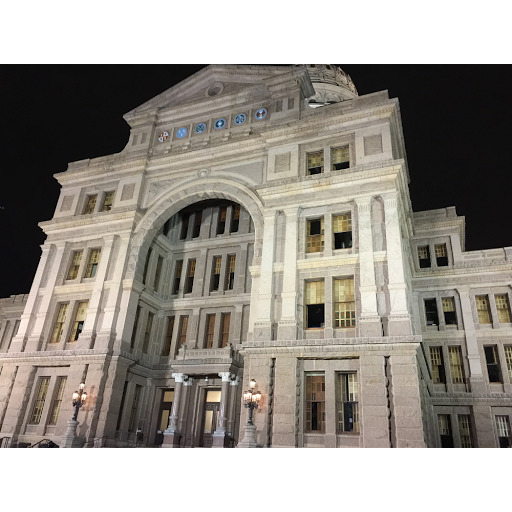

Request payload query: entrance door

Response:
[155,390,174,445]
[201,389,221,447]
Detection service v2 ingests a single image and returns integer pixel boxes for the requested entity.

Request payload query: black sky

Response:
[0,65,511,299]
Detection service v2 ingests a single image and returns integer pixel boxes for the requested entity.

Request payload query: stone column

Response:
[227,375,240,437]
[354,196,381,337]
[278,207,300,340]
[163,373,187,448]
[213,372,232,447]
[381,192,412,336]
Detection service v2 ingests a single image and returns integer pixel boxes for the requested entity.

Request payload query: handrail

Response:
[30,438,59,448]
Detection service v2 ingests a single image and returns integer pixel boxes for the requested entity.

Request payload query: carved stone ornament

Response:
[197,168,210,178]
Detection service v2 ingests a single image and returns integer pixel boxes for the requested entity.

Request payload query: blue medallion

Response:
[176,127,188,139]
[195,123,207,134]
[234,113,246,125]
[255,108,267,120]
[214,118,226,130]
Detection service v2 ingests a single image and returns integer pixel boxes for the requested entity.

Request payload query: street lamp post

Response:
[61,382,87,448]
[72,382,88,421]
[237,379,262,448]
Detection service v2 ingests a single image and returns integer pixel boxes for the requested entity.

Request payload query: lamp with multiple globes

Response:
[71,382,87,421]
[243,379,261,426]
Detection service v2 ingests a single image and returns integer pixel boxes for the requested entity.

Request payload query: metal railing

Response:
[29,439,59,448]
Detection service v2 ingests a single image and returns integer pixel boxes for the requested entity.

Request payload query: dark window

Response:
[429,347,446,384]
[142,248,152,285]
[180,214,189,240]
[438,415,454,448]
[435,244,448,266]
[307,151,324,175]
[217,207,227,235]
[205,314,215,348]
[331,147,350,171]
[442,297,457,325]
[221,313,230,348]
[418,246,431,268]
[305,373,325,433]
[116,381,129,431]
[211,256,221,291]
[484,346,502,383]
[333,214,352,249]
[178,316,188,348]
[172,260,183,295]
[162,317,175,357]
[425,299,439,326]
[185,259,196,294]
[153,255,163,292]
[306,281,325,328]
[130,306,141,349]
[496,416,511,448]
[192,211,202,238]
[226,255,236,290]
[231,205,240,233]
[336,373,359,433]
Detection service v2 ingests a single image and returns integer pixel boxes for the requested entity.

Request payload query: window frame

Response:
[307,150,324,175]
[305,372,326,433]
[66,250,83,281]
[101,191,115,212]
[331,146,350,171]
[333,277,356,328]
[305,280,325,329]
[305,217,324,254]
[336,372,359,434]
[84,248,101,279]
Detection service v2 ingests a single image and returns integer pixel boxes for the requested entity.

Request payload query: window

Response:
[69,301,88,342]
[438,414,454,448]
[306,218,324,254]
[331,146,350,171]
[48,377,67,425]
[418,246,431,268]
[205,315,215,348]
[50,304,69,344]
[153,255,163,292]
[305,280,325,329]
[333,214,352,249]
[231,205,240,233]
[192,210,202,238]
[142,247,152,285]
[334,278,355,328]
[484,346,502,382]
[226,255,236,290]
[448,346,464,383]
[495,294,512,323]
[424,299,439,326]
[505,346,512,380]
[29,377,50,424]
[217,207,227,235]
[83,195,97,214]
[211,256,221,291]
[442,297,457,325]
[307,151,324,175]
[221,313,230,348]
[116,381,129,431]
[476,295,492,324]
[67,251,83,280]
[128,384,142,433]
[178,316,188,348]
[496,416,511,448]
[435,243,448,266]
[180,213,189,240]
[142,312,154,354]
[185,259,196,294]
[458,415,473,448]
[430,346,446,384]
[84,249,101,278]
[305,373,325,433]
[173,260,183,295]
[336,373,359,433]
[130,306,141,349]
[101,191,115,212]
[162,317,175,357]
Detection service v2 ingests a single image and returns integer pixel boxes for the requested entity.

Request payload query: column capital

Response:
[281,206,303,218]
[230,376,240,386]
[380,191,399,208]
[172,373,188,383]
[219,372,233,382]
[183,378,194,387]
[354,195,374,209]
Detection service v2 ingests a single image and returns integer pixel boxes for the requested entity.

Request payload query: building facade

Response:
[1,65,511,448]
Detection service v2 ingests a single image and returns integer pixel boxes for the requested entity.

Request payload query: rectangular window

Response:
[185,259,196,294]
[442,297,457,325]
[101,191,115,212]
[67,251,83,280]
[128,384,142,433]
[29,377,51,424]
[331,146,350,171]
[435,243,448,266]
[50,304,69,344]
[153,255,163,292]
[424,298,439,326]
[458,415,473,448]
[448,346,464,384]
[48,377,67,425]
[162,316,175,357]
[307,150,324,175]
[430,346,446,384]
[476,295,492,324]
[192,210,202,238]
[142,312,154,354]
[142,247,152,285]
[178,316,189,348]
[84,249,101,278]
[231,205,240,233]
[305,373,325,433]
[496,416,511,448]
[334,278,355,328]
[438,414,454,448]
[306,217,324,254]
[130,306,141,349]
[332,214,352,249]
[83,194,97,214]
[484,345,502,382]
[495,294,512,323]
[505,346,512,380]
[226,255,236,290]
[305,280,325,329]
[116,381,129,431]
[180,213,190,240]
[221,313,230,348]
[211,256,221,291]
[69,301,88,342]
[336,373,359,433]
[217,207,227,235]
[173,260,183,295]
[418,246,431,268]
[205,314,215,348]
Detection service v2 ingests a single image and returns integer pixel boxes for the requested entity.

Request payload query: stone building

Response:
[1,65,511,448]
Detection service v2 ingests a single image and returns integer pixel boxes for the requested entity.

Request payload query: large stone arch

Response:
[125,178,265,281]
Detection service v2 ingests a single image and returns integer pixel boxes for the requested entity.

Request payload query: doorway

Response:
[200,389,221,447]
[155,389,174,445]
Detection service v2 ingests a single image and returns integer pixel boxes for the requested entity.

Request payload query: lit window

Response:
[205,314,215,348]
[221,313,230,348]
[476,295,492,324]
[83,195,97,214]
[448,346,464,383]
[192,210,202,238]
[173,260,183,295]
[162,316,175,357]
[128,384,142,432]
[438,414,454,448]
[334,278,355,328]
[333,214,352,249]
[495,294,512,323]
[101,191,115,212]
[442,297,457,325]
[305,280,325,329]
[185,259,196,294]
[307,151,324,175]
[153,255,163,293]
[84,249,101,278]
[505,346,512,380]
[430,346,446,384]
[178,316,189,348]
[226,255,236,290]
[130,306,141,349]
[180,213,189,240]
[142,247,152,285]
[67,251,83,280]
[306,218,324,254]
[231,205,240,233]
[424,298,439,326]
[458,415,473,448]
[211,256,221,291]
[435,243,448,266]
[484,346,502,383]
[142,312,154,354]
[69,301,88,342]
[496,416,511,448]
[48,377,67,426]
[50,304,69,344]
[29,377,50,424]
[217,207,227,235]
[331,146,350,171]
[305,373,325,433]
[336,373,359,433]
[418,246,431,268]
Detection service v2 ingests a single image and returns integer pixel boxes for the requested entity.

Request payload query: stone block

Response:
[396,439,425,448]
[392,397,421,408]
[363,438,390,448]
[395,427,425,441]
[394,405,422,417]
[395,416,423,429]
[361,405,388,417]
[363,416,389,429]
[391,385,421,398]
[360,394,387,406]
[362,427,389,439]
[271,433,295,447]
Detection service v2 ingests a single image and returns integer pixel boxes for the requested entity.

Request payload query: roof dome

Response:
[302,65,358,108]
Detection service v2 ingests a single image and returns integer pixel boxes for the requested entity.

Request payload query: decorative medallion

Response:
[195,123,207,134]
[255,108,267,120]
[198,168,211,178]
[234,113,246,125]
[214,118,226,130]
[158,131,169,142]
[176,127,188,139]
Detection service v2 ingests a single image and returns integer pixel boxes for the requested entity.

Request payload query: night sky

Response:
[1,65,511,299]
